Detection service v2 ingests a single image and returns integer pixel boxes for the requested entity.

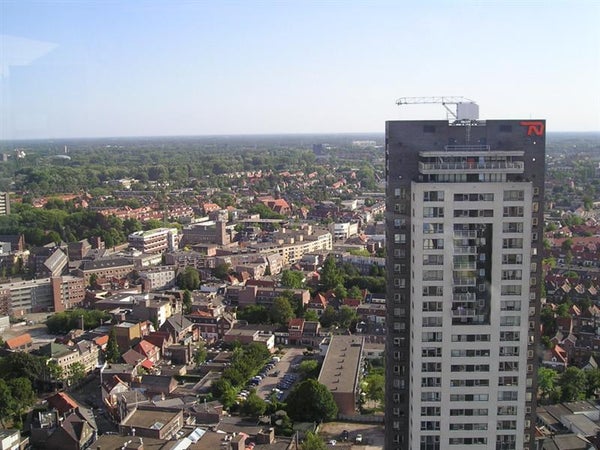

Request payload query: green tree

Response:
[213,263,231,280]
[559,366,586,402]
[364,373,385,404]
[237,305,270,324]
[301,431,327,450]
[270,296,295,326]
[286,379,338,422]
[8,377,36,418]
[68,362,86,386]
[585,368,600,398]
[337,305,358,329]
[298,360,320,379]
[177,267,201,290]
[304,310,319,322]
[0,351,45,386]
[319,306,337,328]
[320,257,344,291]
[240,392,267,419]
[0,380,15,427]
[106,328,121,363]
[280,270,304,289]
[194,344,208,367]
[183,289,193,314]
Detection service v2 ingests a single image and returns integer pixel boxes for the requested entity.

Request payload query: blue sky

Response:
[1,0,599,139]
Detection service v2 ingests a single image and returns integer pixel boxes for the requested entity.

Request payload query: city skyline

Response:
[1,0,600,140]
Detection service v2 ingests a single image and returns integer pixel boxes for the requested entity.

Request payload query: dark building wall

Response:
[385,119,545,450]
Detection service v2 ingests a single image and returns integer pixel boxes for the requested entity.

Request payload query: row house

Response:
[186,309,235,342]
[226,285,310,309]
[160,313,196,343]
[75,258,135,284]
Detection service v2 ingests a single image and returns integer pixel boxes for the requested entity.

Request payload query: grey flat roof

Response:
[318,335,363,394]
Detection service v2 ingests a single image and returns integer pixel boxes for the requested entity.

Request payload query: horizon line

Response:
[2,129,600,143]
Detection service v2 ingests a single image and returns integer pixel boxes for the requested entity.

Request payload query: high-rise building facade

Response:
[385,119,545,450]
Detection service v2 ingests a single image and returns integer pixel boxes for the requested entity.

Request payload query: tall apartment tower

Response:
[385,118,545,450]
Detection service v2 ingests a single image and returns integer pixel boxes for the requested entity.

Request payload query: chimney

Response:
[230,434,246,450]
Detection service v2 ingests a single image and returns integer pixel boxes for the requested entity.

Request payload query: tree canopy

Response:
[286,379,338,422]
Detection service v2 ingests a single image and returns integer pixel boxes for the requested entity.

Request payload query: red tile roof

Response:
[4,333,32,350]
[47,392,79,414]
[93,335,109,346]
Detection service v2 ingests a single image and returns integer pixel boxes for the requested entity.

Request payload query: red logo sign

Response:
[520,121,544,136]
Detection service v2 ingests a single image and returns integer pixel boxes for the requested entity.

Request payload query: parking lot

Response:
[319,421,384,449]
[239,347,306,402]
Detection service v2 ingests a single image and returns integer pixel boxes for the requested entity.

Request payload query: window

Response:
[498,391,518,401]
[451,334,490,342]
[503,206,524,217]
[423,316,443,327]
[420,421,440,431]
[502,253,523,264]
[500,316,521,327]
[451,364,489,372]
[394,218,407,229]
[503,222,523,233]
[423,301,443,312]
[423,254,444,265]
[503,238,523,249]
[455,193,494,201]
[424,191,444,201]
[399,188,409,199]
[449,423,487,431]
[449,437,487,445]
[501,285,522,296]
[421,392,441,401]
[421,406,441,416]
[502,270,522,280]
[394,278,406,288]
[498,406,518,415]
[450,393,489,401]
[423,286,443,296]
[423,238,444,249]
[422,347,442,357]
[498,376,519,386]
[499,361,519,372]
[422,332,443,342]
[450,379,489,387]
[504,190,525,201]
[499,346,520,356]
[394,233,406,244]
[450,349,490,357]
[423,270,443,281]
[422,377,441,387]
[422,362,442,372]
[423,222,444,234]
[423,207,444,218]
[501,300,521,311]
[394,263,407,273]
[449,408,488,416]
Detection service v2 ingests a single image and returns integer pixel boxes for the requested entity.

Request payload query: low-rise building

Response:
[128,228,179,254]
[119,406,183,440]
[318,335,364,416]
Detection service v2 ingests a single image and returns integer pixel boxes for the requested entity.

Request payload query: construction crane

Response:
[396,96,479,121]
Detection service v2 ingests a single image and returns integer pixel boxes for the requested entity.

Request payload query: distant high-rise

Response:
[385,118,545,449]
[0,192,10,216]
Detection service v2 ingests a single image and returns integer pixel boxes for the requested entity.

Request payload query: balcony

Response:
[453,277,477,286]
[452,307,477,318]
[454,246,478,254]
[418,161,524,174]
